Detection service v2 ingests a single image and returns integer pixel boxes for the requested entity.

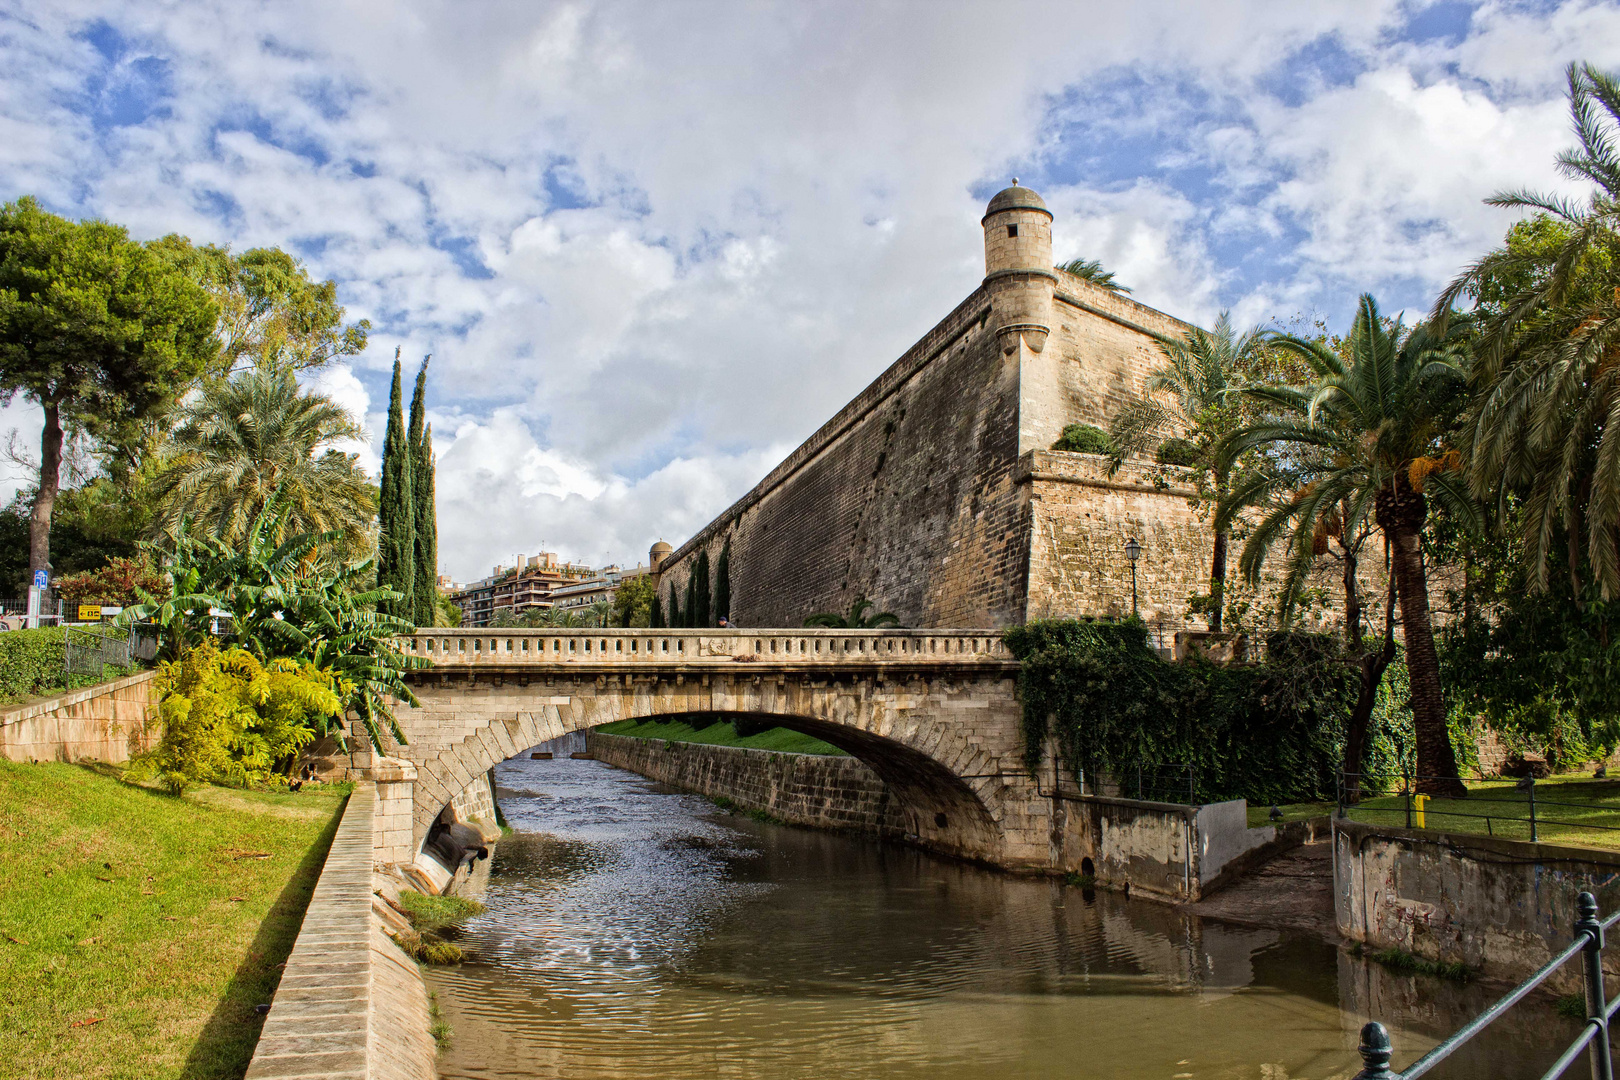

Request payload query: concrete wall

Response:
[1333,819,1620,989]
[0,669,157,763]
[589,732,908,838]
[1054,794,1278,901]
[244,784,437,1080]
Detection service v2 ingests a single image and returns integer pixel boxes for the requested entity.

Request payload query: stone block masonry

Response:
[589,732,908,837]
[0,669,158,763]
[244,784,436,1080]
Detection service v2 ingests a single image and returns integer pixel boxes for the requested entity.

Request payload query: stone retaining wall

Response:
[588,732,908,837]
[245,784,437,1080]
[1333,819,1620,989]
[0,669,157,763]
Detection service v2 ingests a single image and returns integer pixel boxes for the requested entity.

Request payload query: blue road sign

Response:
[32,569,47,590]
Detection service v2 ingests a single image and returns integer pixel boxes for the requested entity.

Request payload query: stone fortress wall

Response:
[655,183,1226,630]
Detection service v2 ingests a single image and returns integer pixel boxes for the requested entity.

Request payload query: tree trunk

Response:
[29,399,62,604]
[1341,570,1396,805]
[1342,542,1362,652]
[1377,485,1465,797]
[1209,528,1228,633]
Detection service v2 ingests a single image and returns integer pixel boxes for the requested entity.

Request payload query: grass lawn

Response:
[595,717,846,755]
[0,761,348,1080]
[1250,776,1620,848]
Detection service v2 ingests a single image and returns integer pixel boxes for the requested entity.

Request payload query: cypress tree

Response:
[684,572,697,628]
[650,590,664,629]
[408,357,437,627]
[715,536,731,623]
[377,350,415,620]
[694,549,711,627]
[667,581,681,628]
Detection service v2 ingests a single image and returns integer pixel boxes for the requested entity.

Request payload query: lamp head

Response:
[1124,537,1142,562]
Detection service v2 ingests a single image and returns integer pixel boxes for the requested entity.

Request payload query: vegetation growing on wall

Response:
[1051,423,1114,455]
[1005,619,1362,804]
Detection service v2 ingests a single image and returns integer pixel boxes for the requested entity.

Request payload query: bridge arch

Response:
[385,629,1043,870]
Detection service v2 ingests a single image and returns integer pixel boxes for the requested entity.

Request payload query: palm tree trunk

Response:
[1341,570,1396,804]
[1378,486,1465,797]
[1209,528,1228,633]
[29,399,63,604]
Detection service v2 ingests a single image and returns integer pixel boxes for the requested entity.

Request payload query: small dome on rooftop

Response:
[985,181,1049,218]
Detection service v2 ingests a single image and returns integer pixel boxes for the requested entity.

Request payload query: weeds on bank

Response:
[1064,872,1096,889]
[1557,993,1588,1019]
[1350,942,1474,982]
[389,890,486,965]
[428,990,453,1052]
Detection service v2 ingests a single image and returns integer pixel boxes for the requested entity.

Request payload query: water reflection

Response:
[430,758,1576,1079]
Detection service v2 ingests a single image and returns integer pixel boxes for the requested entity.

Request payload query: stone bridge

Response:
[364,628,1055,871]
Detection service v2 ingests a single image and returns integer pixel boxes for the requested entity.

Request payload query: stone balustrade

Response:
[401,627,1012,667]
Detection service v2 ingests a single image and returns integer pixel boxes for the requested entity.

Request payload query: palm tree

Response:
[1218,295,1477,795]
[1434,62,1620,598]
[1056,257,1131,294]
[1108,312,1270,631]
[151,366,375,553]
[1217,405,1398,799]
[803,598,901,628]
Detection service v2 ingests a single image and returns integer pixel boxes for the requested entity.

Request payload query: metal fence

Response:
[1353,891,1618,1079]
[0,597,64,626]
[1057,763,1198,805]
[64,624,133,675]
[1338,771,1620,843]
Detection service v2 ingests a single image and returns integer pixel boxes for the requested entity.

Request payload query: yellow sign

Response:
[1413,793,1429,829]
[77,604,101,622]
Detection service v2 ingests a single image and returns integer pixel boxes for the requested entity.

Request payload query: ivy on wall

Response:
[1004,620,1357,805]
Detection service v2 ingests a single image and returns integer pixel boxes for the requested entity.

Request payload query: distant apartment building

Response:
[446,545,669,627]
[447,552,598,627]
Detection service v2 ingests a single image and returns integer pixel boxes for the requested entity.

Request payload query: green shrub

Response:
[1155,437,1200,467]
[1052,424,1115,455]
[132,640,344,793]
[1004,619,1352,804]
[0,627,65,701]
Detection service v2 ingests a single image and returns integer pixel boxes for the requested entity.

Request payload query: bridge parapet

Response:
[402,627,1013,668]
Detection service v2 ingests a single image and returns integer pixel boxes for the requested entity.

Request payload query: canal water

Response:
[428,757,1577,1079]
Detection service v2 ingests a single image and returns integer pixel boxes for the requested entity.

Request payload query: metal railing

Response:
[1353,891,1619,1079]
[64,624,133,676]
[1338,771,1620,843]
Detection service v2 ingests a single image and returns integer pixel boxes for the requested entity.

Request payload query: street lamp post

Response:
[1124,537,1142,619]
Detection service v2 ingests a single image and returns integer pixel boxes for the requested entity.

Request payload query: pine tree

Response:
[684,573,697,628]
[667,581,681,628]
[715,536,731,623]
[408,357,437,627]
[377,350,415,621]
[694,549,712,627]
[650,590,664,628]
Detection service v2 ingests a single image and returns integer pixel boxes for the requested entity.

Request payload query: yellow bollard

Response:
[1414,793,1429,829]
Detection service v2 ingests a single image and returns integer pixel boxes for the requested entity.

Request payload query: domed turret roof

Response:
[650,540,673,556]
[985,181,1049,218]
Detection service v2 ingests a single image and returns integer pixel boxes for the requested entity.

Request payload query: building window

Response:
[1007,224,1018,238]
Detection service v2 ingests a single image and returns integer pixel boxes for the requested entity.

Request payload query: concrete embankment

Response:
[0,669,158,763]
[1334,819,1620,990]
[245,783,437,1080]
[587,731,907,837]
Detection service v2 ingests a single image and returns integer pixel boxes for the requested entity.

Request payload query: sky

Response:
[1,0,1615,582]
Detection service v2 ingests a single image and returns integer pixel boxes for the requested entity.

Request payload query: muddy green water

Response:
[428,757,1578,1079]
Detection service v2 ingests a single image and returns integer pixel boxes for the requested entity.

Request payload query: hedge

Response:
[0,628,66,702]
